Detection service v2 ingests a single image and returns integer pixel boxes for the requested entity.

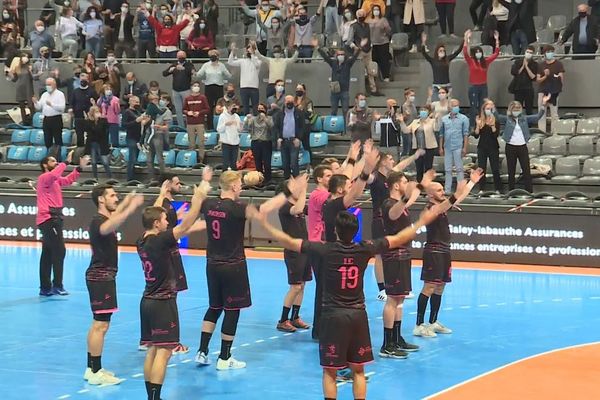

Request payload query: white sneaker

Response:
[405,292,415,299]
[83,367,115,381]
[216,356,246,370]
[138,343,149,351]
[430,321,453,334]
[413,324,437,338]
[409,45,417,53]
[377,289,387,302]
[87,370,124,386]
[195,350,211,366]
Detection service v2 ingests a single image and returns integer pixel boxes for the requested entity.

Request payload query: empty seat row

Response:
[6,145,67,163]
[552,118,600,136]
[531,157,600,183]
[11,129,73,147]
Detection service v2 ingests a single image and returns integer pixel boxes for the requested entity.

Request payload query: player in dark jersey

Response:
[84,185,144,386]
[138,182,209,400]
[276,175,312,333]
[413,168,484,338]
[256,206,440,400]
[195,170,301,370]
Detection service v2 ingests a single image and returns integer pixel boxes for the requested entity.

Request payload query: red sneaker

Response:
[276,320,297,332]
[291,318,310,330]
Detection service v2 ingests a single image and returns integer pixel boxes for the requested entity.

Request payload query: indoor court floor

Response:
[1,242,599,400]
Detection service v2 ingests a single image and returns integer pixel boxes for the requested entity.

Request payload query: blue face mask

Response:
[45,85,54,93]
[451,106,460,114]
[545,52,554,60]
[358,99,367,108]
[484,109,493,117]
[512,110,522,117]
[159,99,167,108]
[419,110,429,119]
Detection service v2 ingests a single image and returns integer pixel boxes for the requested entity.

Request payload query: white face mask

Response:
[90,11,96,18]
[344,12,352,20]
[438,51,446,58]
[373,9,380,17]
[475,52,483,59]
[199,23,206,29]
[36,26,45,32]
[337,55,345,63]
[192,86,200,93]
[438,93,447,100]
[107,56,115,63]
[408,95,415,103]
[145,3,152,9]
[121,7,128,13]
[524,52,533,60]
[262,5,270,11]
[3,12,10,18]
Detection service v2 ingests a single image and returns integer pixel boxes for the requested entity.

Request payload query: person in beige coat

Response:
[404,0,425,52]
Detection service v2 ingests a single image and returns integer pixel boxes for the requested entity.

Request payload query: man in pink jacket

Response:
[37,151,90,296]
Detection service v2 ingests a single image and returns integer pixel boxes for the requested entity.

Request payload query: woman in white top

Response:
[196,49,233,129]
[339,7,355,43]
[57,7,84,59]
[399,105,438,182]
[176,1,197,50]
[217,102,244,171]
[490,0,509,45]
[427,86,451,147]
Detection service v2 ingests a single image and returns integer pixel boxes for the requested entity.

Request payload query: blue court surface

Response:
[1,243,600,400]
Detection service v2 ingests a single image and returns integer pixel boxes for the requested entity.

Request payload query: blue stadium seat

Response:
[157,150,177,167]
[112,147,130,162]
[309,132,329,150]
[299,149,311,167]
[27,146,48,162]
[213,115,220,129]
[174,132,189,148]
[204,131,218,148]
[61,130,73,146]
[32,112,44,128]
[311,116,323,132]
[176,150,198,167]
[322,116,345,133]
[59,146,68,161]
[137,150,148,165]
[239,132,252,150]
[118,131,128,147]
[11,129,30,145]
[7,146,29,162]
[169,124,186,132]
[271,151,283,169]
[29,129,45,146]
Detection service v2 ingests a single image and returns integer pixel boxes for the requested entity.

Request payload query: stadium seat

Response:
[137,150,148,165]
[61,130,73,146]
[433,156,445,173]
[11,129,30,145]
[27,146,48,162]
[174,132,189,148]
[311,116,323,132]
[527,137,541,157]
[567,135,595,161]
[213,115,220,130]
[271,151,283,169]
[533,15,544,31]
[158,150,177,167]
[322,116,345,134]
[32,112,43,128]
[578,158,600,184]
[547,15,567,33]
[481,45,494,57]
[541,135,567,160]
[7,145,29,162]
[239,132,252,150]
[536,29,555,46]
[500,158,522,178]
[175,150,197,167]
[551,157,580,182]
[466,136,478,158]
[497,137,506,153]
[299,149,311,167]
[470,30,482,45]
[118,131,127,147]
[29,129,45,146]
[552,119,575,135]
[204,131,218,148]
[576,119,600,135]
[112,147,129,162]
[309,132,329,151]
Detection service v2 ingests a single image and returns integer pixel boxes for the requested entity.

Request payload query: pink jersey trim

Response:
[94,308,119,314]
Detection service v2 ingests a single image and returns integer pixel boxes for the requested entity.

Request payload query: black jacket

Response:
[110,13,135,43]
[499,0,536,45]
[561,15,599,51]
[69,86,98,118]
[272,108,306,141]
[318,47,358,92]
[162,61,195,92]
[122,107,143,142]
[85,118,110,154]
[122,81,149,105]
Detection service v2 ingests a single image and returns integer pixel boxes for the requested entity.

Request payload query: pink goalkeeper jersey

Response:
[36,163,80,225]
[307,187,330,242]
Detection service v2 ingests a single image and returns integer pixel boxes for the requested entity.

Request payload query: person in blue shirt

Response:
[439,99,470,193]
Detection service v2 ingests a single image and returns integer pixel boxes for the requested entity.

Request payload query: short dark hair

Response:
[276,180,292,197]
[543,44,555,53]
[91,184,113,207]
[328,174,348,194]
[313,165,332,183]
[335,211,359,243]
[159,172,177,186]
[142,206,166,230]
[375,151,392,169]
[386,171,407,187]
[355,92,366,99]
[39,156,52,171]
[526,45,535,52]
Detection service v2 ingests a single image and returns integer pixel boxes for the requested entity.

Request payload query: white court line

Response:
[408,311,417,315]
[268,336,279,340]
[57,395,71,399]
[422,341,600,400]
[443,307,453,311]
[181,359,192,363]
[283,333,294,336]
[496,302,506,306]
[255,339,265,343]
[212,351,220,355]
[590,296,600,300]
[459,305,471,309]
[131,373,144,378]
[514,301,525,304]
[167,364,176,368]
[478,304,489,308]
[533,300,543,303]
[240,343,250,347]
[77,389,89,394]
[571,297,582,301]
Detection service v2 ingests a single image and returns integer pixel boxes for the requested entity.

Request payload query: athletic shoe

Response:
[83,368,115,381]
[335,369,371,383]
[172,343,189,355]
[379,344,408,359]
[405,292,415,299]
[39,288,53,296]
[276,320,297,333]
[216,356,246,370]
[413,324,437,337]
[396,338,420,352]
[409,45,417,53]
[194,351,210,366]
[50,287,69,296]
[430,321,453,334]
[87,369,123,386]
[138,343,149,351]
[291,318,310,330]
[377,290,387,302]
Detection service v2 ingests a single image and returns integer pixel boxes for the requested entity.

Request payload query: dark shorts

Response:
[371,217,385,240]
[86,279,118,315]
[171,246,188,292]
[207,261,252,310]
[319,308,373,369]
[382,257,412,296]
[420,251,452,283]
[140,297,180,348]
[284,250,313,285]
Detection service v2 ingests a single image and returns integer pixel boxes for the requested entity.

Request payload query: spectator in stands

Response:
[367,4,392,82]
[147,94,174,178]
[29,20,55,59]
[97,83,121,149]
[404,0,425,53]
[536,45,564,132]
[499,0,536,56]
[61,65,83,103]
[340,7,356,43]
[109,2,135,59]
[201,0,219,42]
[82,6,103,57]
[291,4,321,61]
[217,101,243,170]
[267,79,287,112]
[163,50,196,127]
[2,0,26,34]
[497,96,550,193]
[474,99,501,193]
[258,16,291,55]
[245,103,274,183]
[57,7,84,60]
[100,50,125,97]
[196,49,232,129]
[558,4,599,60]
[488,0,509,46]
[122,95,150,181]
[32,78,66,159]
[82,51,98,83]
[438,99,469,193]
[1,21,20,68]
[84,106,112,179]
[176,1,196,51]
[274,95,305,178]
[347,93,377,143]
[228,41,262,115]
[69,72,97,148]
[145,5,191,58]
[348,10,382,95]
[421,32,463,100]
[122,72,148,107]
[183,81,210,161]
[32,46,60,96]
[321,0,341,37]
[257,45,299,98]
[469,0,491,31]
[240,0,282,55]
[399,105,437,182]
[295,83,316,163]
[8,53,34,126]
[388,0,405,34]
[101,0,123,50]
[427,86,451,138]
[436,0,457,37]
[401,88,418,155]
[315,40,359,124]
[509,45,537,115]
[379,98,402,149]
[463,29,500,126]
[361,0,386,15]
[186,17,214,59]
[137,3,157,58]
[215,83,241,115]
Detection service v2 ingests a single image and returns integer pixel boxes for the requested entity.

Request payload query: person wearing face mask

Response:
[108,2,135,59]
[240,0,282,55]
[147,95,173,178]
[186,18,214,59]
[257,45,299,98]
[82,7,104,57]
[217,102,244,171]
[347,93,377,143]
[2,0,26,34]
[427,86,451,142]
[144,4,192,59]
[32,46,60,96]
[361,0,386,15]
[420,32,464,100]
[496,97,549,193]
[347,9,381,95]
[56,7,84,60]
[294,83,316,164]
[196,49,232,129]
[319,0,341,36]
[137,3,158,58]
[102,50,125,98]
[176,1,196,49]
[122,72,148,107]
[473,99,501,193]
[96,84,121,149]
[339,7,356,43]
[267,79,287,111]
[228,41,262,115]
[536,45,565,133]
[183,82,210,160]
[144,81,162,108]
[122,95,151,181]
[100,0,124,50]
[29,20,55,59]
[463,29,500,127]
[293,5,322,62]
[84,106,112,179]
[367,5,392,82]
[558,4,599,59]
[163,50,196,127]
[403,0,425,52]
[8,53,34,126]
[438,99,469,193]
[399,105,438,182]
[244,103,274,183]
[69,72,98,148]
[401,88,418,155]
[435,0,457,37]
[215,83,241,116]
[273,95,306,178]
[497,0,535,56]
[509,45,538,115]
[257,16,291,54]
[32,78,66,160]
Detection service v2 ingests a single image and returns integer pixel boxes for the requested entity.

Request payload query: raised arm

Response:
[392,148,424,172]
[173,181,210,240]
[99,192,145,235]
[340,140,361,179]
[343,141,379,208]
[289,174,309,215]
[256,213,303,253]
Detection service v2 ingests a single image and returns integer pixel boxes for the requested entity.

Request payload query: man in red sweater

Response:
[36,151,90,296]
[183,81,210,162]
[143,4,191,59]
